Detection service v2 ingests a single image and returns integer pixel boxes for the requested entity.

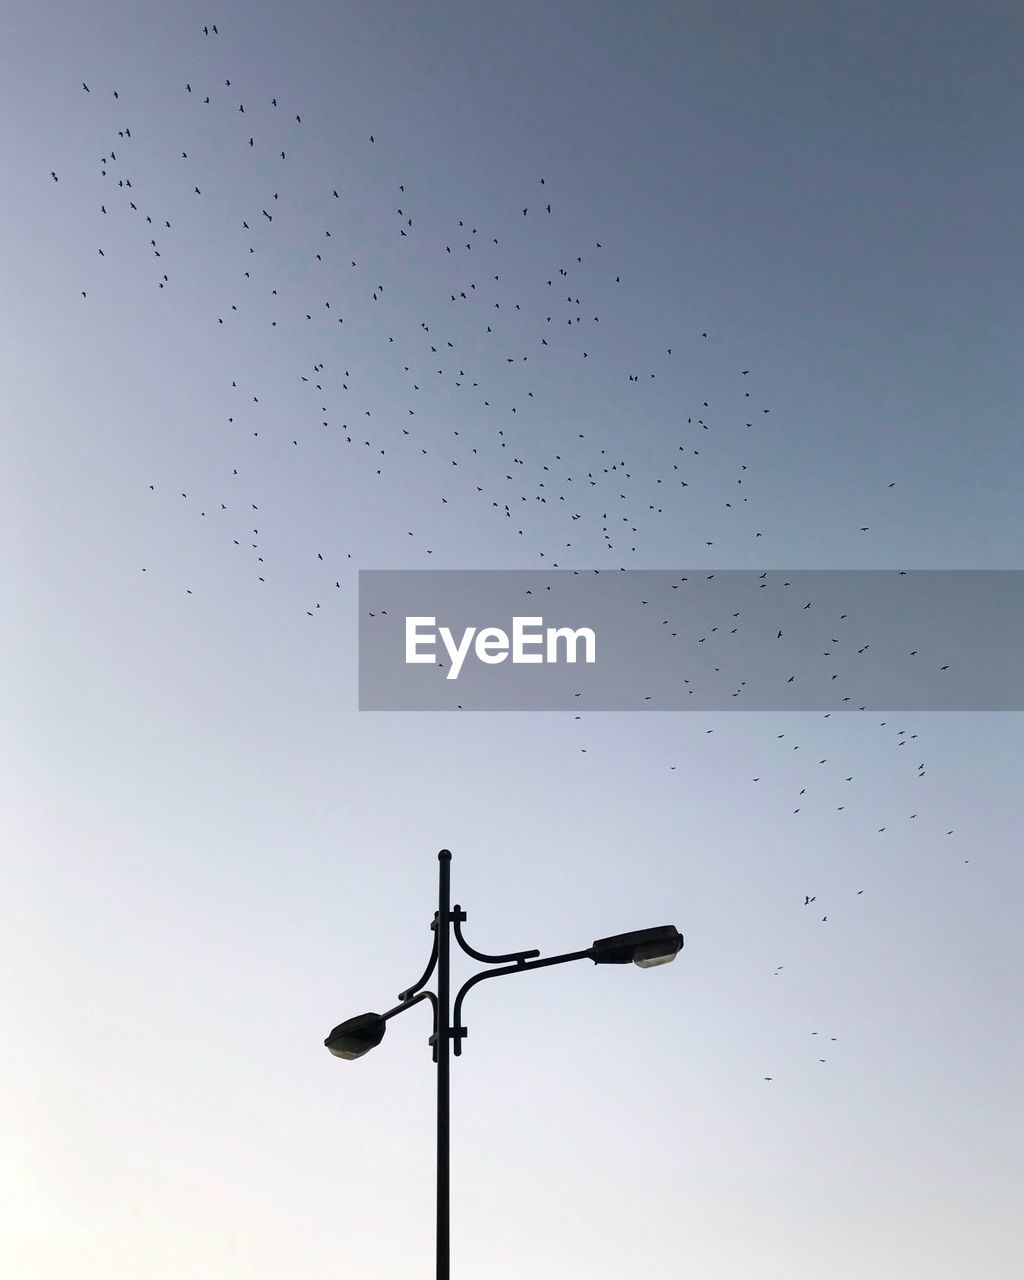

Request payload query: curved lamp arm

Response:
[397,927,439,1002]
[452,949,593,1056]
[452,904,541,965]
[382,989,438,1024]
[382,989,442,1062]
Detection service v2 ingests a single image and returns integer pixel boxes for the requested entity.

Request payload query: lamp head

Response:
[589,925,683,967]
[325,1012,387,1060]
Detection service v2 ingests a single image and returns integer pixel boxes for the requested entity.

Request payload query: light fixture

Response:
[325,1012,387,1060]
[589,925,683,967]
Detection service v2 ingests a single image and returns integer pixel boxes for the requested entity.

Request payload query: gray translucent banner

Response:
[358,570,1022,711]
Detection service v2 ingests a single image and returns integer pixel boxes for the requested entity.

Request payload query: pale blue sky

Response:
[4,3,1023,1277]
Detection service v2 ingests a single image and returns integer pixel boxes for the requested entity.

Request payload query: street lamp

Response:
[324,849,683,1279]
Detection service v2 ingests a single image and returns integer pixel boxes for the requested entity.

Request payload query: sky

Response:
[4,2,1023,1277]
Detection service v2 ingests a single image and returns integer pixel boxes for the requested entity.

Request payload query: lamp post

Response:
[325,849,683,1279]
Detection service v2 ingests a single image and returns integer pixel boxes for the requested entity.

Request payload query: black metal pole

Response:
[436,850,451,1280]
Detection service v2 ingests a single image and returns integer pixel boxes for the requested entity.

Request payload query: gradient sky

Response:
[5,3,1023,1277]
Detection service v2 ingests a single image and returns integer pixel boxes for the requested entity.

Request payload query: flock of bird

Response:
[58,21,970,1084]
